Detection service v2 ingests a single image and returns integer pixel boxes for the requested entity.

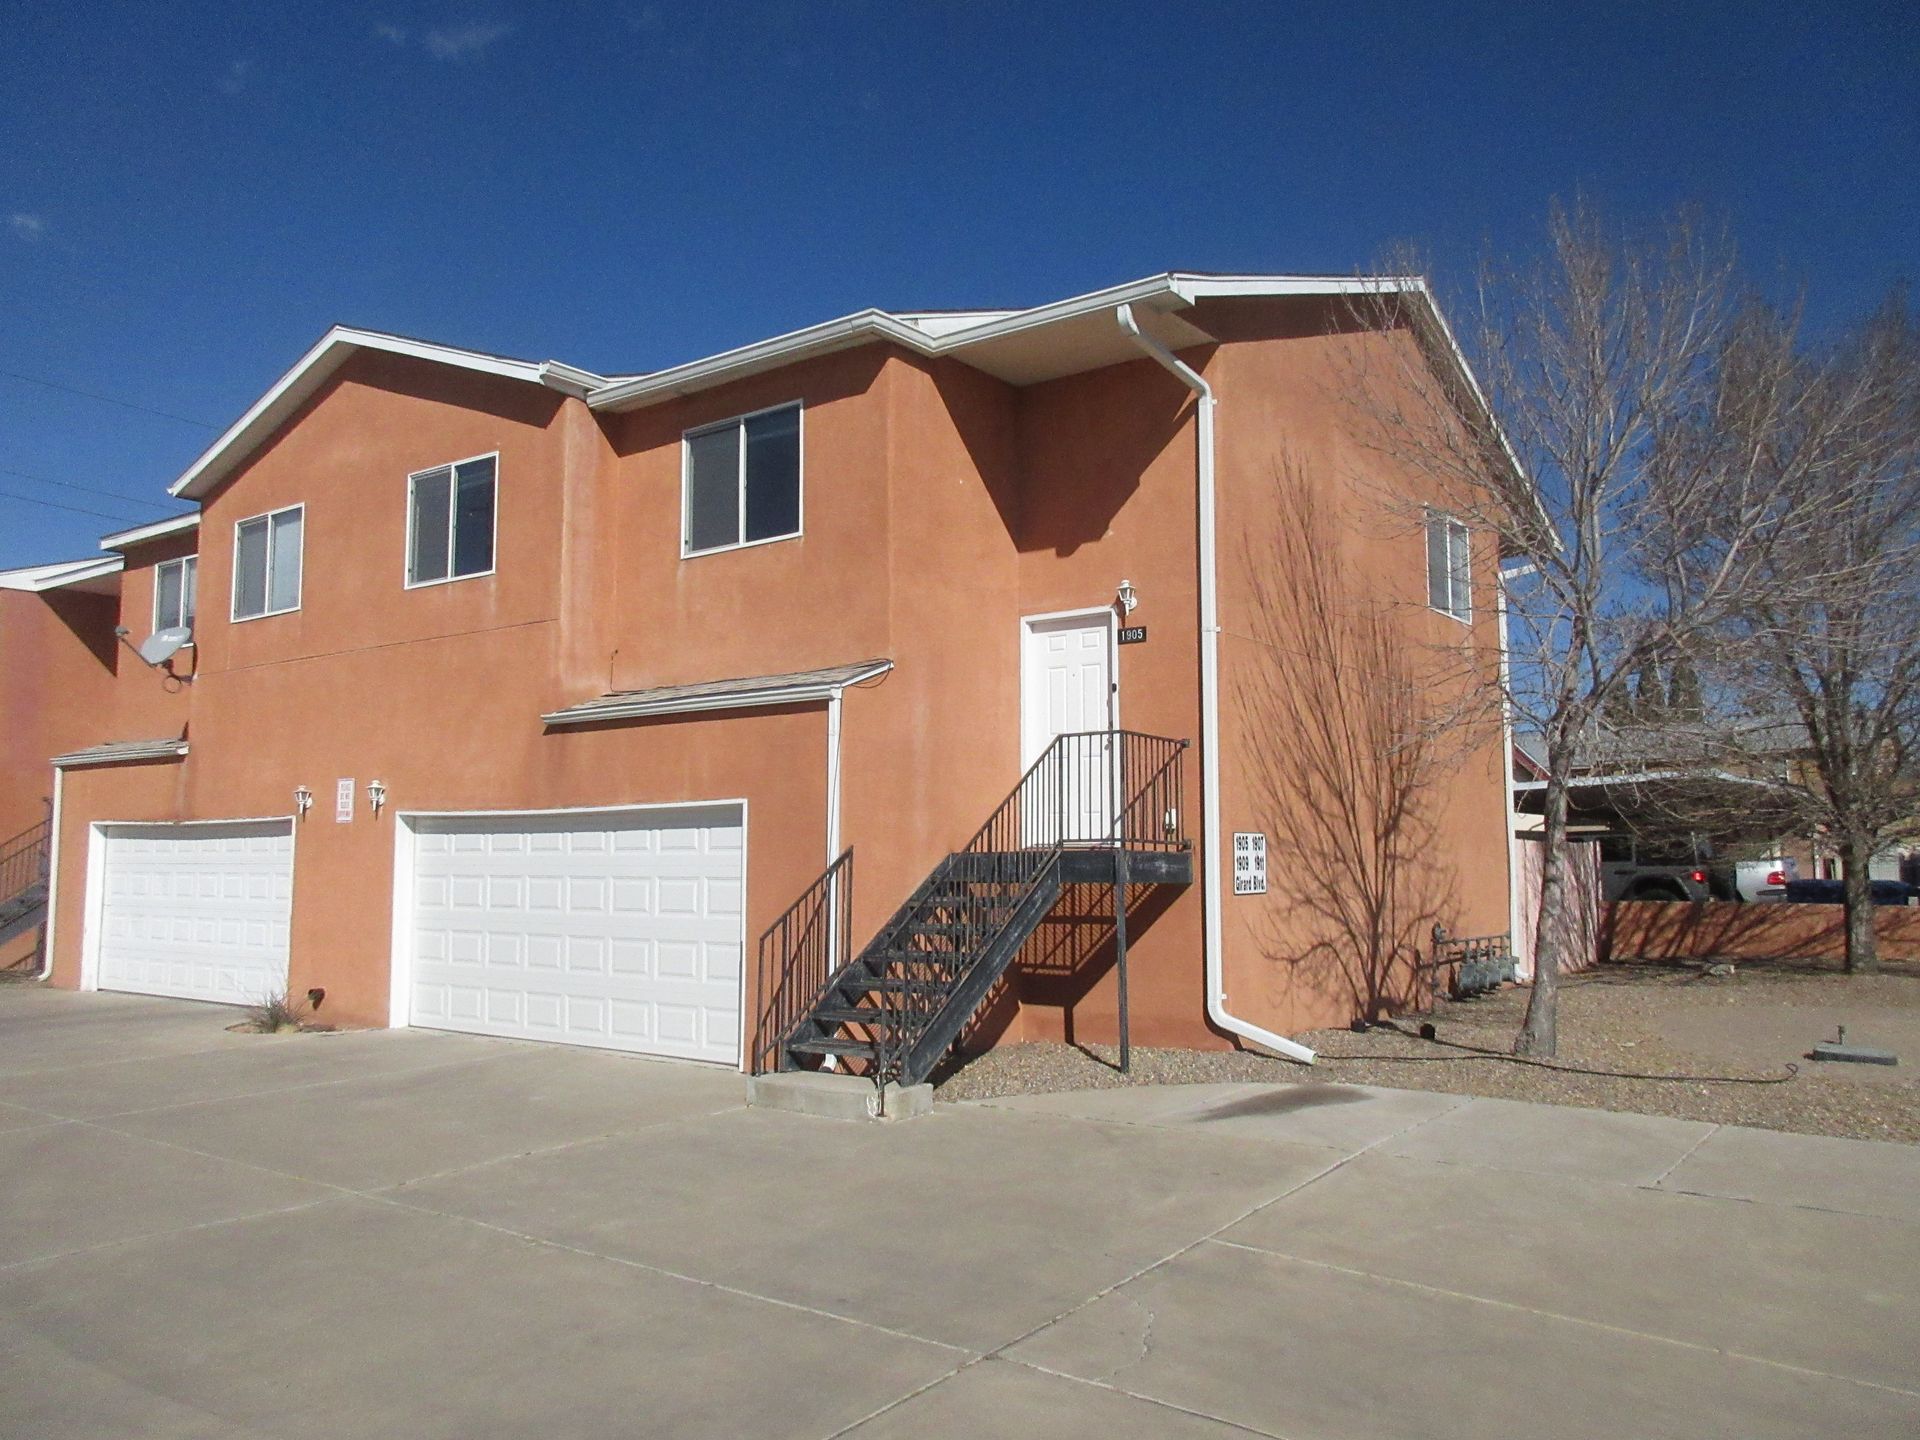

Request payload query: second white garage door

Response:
[94,820,294,1006]
[407,804,745,1064]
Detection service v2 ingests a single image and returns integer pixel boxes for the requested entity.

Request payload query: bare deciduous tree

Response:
[1340,201,1782,1056]
[1673,296,1920,971]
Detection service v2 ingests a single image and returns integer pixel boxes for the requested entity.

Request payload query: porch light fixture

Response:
[1116,578,1138,614]
[293,786,313,817]
[366,780,387,814]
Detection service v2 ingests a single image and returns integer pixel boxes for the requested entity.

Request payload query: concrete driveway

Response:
[1,987,1916,1439]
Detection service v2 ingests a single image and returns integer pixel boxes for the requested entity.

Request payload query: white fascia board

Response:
[169,327,611,500]
[585,273,1448,416]
[587,312,936,411]
[0,555,125,591]
[99,512,200,552]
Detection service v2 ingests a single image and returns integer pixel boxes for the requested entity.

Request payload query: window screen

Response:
[684,404,801,553]
[408,455,495,585]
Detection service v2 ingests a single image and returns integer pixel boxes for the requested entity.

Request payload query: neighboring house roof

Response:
[99,513,200,551]
[542,660,893,727]
[168,327,614,501]
[0,556,123,595]
[50,737,190,768]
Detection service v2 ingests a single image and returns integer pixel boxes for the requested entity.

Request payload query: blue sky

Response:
[2,0,1913,567]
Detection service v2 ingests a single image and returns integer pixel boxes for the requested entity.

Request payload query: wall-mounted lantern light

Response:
[365,779,388,815]
[1116,578,1139,614]
[293,786,313,817]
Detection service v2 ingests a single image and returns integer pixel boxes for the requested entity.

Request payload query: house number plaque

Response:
[1233,832,1267,895]
[1118,626,1147,645]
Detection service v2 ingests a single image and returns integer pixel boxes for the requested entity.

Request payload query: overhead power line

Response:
[0,487,144,522]
[0,367,220,429]
[0,463,180,510]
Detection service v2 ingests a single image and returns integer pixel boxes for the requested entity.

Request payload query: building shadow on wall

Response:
[1234,468,1463,1025]
[957,880,1183,1060]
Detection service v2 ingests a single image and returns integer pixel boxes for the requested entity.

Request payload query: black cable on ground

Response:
[1329,1020,1801,1085]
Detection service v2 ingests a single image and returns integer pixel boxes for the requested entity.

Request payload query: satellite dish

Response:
[138,626,193,666]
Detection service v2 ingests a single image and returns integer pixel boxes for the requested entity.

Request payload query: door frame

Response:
[80,815,299,996]
[1020,606,1120,767]
[387,798,750,1067]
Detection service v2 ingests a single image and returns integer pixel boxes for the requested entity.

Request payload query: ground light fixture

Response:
[366,780,387,815]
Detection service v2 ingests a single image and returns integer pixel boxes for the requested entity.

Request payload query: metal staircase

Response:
[753,731,1191,1089]
[0,816,52,952]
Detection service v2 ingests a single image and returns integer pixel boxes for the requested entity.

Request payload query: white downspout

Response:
[32,766,63,981]
[1496,565,1527,977]
[826,686,845,866]
[1115,304,1315,1065]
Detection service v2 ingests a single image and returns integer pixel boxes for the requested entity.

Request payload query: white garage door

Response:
[407,804,745,1064]
[95,821,294,1006]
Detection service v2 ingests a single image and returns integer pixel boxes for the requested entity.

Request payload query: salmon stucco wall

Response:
[1206,299,1511,1035]
[1,586,118,968]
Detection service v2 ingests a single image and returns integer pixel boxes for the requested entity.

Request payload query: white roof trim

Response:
[51,738,190,768]
[542,660,893,727]
[168,327,612,500]
[99,513,200,551]
[0,556,125,592]
[586,272,1448,414]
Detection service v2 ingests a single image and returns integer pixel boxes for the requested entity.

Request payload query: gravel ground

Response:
[934,957,1920,1143]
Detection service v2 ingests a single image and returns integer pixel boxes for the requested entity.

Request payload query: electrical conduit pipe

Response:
[1115,303,1315,1064]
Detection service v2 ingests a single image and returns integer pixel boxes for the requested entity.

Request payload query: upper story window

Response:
[683,403,802,556]
[232,505,303,621]
[154,555,197,634]
[407,453,497,587]
[1425,509,1471,623]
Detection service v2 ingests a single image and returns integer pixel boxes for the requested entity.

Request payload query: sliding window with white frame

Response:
[1425,509,1471,623]
[682,403,802,556]
[407,453,497,587]
[153,555,197,634]
[232,506,303,621]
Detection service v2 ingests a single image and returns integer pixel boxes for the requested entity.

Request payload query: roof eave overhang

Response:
[0,556,126,592]
[99,513,201,552]
[168,328,611,501]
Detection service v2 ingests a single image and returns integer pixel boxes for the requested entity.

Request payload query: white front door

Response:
[1022,612,1116,844]
[406,804,745,1064]
[94,820,294,1006]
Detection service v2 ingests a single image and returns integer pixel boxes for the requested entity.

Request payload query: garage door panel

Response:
[410,805,744,1064]
[95,821,294,1007]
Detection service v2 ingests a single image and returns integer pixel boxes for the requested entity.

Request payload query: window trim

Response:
[1425,508,1472,625]
[229,503,305,623]
[152,554,198,641]
[680,401,804,558]
[403,450,501,591]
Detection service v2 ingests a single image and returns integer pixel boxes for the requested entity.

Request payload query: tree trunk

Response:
[1516,769,1569,1057]
[1841,835,1881,975]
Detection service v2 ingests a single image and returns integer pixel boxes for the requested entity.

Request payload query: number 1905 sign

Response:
[1233,832,1267,895]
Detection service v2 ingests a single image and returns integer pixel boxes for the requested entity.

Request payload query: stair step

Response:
[787,1036,879,1059]
[811,1005,899,1028]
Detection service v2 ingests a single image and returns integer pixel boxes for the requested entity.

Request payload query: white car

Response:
[1734,857,1797,902]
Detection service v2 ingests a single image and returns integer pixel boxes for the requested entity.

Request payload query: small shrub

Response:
[240,990,309,1034]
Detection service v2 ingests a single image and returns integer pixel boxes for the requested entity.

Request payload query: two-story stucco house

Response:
[13,274,1514,1080]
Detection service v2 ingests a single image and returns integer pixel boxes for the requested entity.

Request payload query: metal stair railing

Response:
[0,816,52,909]
[752,731,1192,1087]
[750,849,852,1075]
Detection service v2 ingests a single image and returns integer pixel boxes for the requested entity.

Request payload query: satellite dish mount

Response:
[115,625,195,680]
